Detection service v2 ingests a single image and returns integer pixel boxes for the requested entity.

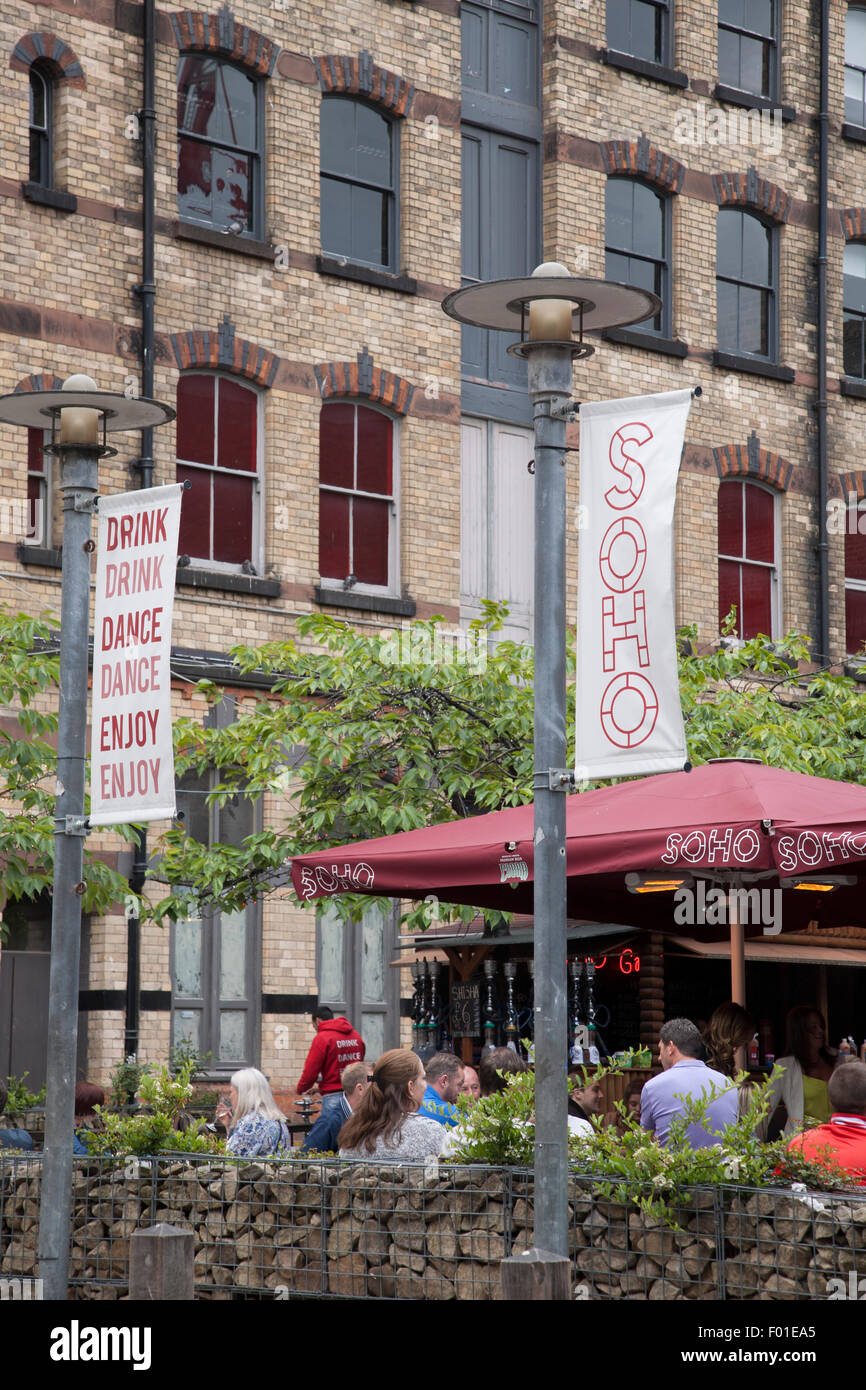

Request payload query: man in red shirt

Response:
[788,1060,866,1184]
[296,1006,365,1116]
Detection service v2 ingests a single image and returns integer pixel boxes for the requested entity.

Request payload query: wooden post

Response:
[129,1223,194,1301]
[639,933,665,1047]
[500,1247,571,1300]
[729,889,746,1007]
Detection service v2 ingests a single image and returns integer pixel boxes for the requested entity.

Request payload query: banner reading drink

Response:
[89,484,182,826]
[576,389,692,780]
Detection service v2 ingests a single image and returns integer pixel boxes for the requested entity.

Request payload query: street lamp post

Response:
[443,266,659,1262]
[0,375,173,1300]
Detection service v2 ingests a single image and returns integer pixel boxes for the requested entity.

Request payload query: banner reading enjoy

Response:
[89,484,182,826]
[576,389,692,780]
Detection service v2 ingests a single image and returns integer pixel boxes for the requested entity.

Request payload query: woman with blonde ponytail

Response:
[338,1049,446,1161]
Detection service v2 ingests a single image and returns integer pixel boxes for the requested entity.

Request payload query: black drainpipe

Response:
[125,0,157,1058]
[815,0,830,666]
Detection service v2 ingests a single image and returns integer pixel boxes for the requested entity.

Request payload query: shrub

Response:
[3,1073,46,1118]
[445,1059,854,1222]
[85,1061,225,1157]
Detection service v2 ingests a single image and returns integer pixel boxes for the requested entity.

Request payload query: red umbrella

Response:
[291,761,866,999]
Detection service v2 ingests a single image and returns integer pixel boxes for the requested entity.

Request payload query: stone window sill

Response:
[315,586,417,617]
[316,256,418,295]
[603,327,688,357]
[840,377,866,400]
[22,183,77,212]
[176,566,281,597]
[601,49,688,90]
[18,544,62,568]
[713,86,795,121]
[841,123,866,145]
[712,350,794,383]
[175,221,274,260]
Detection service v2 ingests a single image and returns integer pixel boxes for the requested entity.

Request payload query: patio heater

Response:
[442,265,659,1261]
[0,375,173,1300]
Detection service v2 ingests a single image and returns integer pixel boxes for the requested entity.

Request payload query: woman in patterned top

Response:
[215,1068,290,1157]
[338,1049,446,1162]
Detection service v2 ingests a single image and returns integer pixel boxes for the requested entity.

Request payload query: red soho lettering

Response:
[598,423,659,749]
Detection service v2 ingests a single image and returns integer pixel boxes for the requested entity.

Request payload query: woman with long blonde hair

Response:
[215,1067,289,1157]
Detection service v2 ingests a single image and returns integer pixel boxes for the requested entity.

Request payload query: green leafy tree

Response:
[0,607,140,938]
[146,609,866,929]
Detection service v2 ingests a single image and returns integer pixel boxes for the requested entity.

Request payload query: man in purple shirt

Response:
[640,1017,738,1149]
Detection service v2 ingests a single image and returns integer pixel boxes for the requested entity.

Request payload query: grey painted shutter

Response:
[461,419,534,644]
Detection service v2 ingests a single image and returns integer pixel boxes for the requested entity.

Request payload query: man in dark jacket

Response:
[296,1005,365,1115]
[301,1062,369,1153]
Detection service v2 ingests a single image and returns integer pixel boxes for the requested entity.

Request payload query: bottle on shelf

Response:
[747,1034,760,1069]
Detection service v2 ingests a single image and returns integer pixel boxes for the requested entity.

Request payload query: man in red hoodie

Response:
[296,1006,365,1116]
[788,1060,866,1184]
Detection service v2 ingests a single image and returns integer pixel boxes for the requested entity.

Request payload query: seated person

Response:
[567,1068,604,1136]
[301,1062,369,1153]
[640,1018,737,1149]
[73,1081,105,1154]
[460,1065,481,1103]
[787,1060,866,1184]
[417,1051,465,1128]
[0,1080,35,1152]
[478,1047,529,1096]
[216,1069,290,1157]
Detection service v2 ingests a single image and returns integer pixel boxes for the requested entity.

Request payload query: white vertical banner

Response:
[89,484,183,826]
[576,389,692,780]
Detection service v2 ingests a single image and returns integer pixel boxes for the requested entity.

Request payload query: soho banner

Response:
[89,484,183,826]
[576,389,692,780]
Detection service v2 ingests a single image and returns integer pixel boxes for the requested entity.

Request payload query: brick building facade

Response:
[0,0,864,1095]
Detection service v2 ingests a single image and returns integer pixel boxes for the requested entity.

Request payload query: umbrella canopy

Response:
[291,760,866,938]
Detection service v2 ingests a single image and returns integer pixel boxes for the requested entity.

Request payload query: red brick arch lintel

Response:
[714,443,792,491]
[10,33,86,88]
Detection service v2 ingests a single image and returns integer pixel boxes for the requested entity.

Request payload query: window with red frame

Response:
[26,427,49,546]
[318,403,394,589]
[176,374,259,567]
[717,478,777,638]
[846,529,866,655]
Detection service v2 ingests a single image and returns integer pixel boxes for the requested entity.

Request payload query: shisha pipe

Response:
[410,960,425,1052]
[481,959,498,1054]
[569,957,585,1065]
[503,961,519,1054]
[427,960,442,1051]
[584,958,600,1065]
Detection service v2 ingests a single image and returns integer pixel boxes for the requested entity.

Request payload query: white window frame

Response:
[176,370,264,575]
[318,400,400,598]
[717,478,782,640]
